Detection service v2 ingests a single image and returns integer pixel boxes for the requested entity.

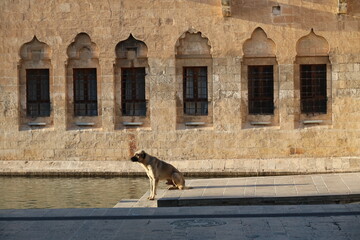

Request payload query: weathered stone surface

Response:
[0,1,360,174]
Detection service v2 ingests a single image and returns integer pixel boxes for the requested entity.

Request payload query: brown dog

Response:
[131,150,189,200]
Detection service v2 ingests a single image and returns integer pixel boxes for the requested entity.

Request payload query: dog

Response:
[131,150,190,200]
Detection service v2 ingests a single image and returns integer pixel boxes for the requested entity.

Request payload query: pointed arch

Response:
[296,29,329,57]
[241,28,279,127]
[175,29,213,127]
[115,34,148,60]
[243,28,276,57]
[175,29,212,57]
[295,29,332,124]
[20,36,51,62]
[114,34,150,128]
[18,36,52,128]
[66,33,101,128]
[67,32,99,60]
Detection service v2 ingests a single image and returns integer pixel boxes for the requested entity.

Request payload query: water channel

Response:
[0,176,172,209]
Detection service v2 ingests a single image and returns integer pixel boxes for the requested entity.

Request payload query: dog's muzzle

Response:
[131,156,139,162]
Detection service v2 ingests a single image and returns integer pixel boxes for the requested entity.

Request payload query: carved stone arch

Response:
[115,34,148,60]
[20,36,51,62]
[67,32,99,60]
[294,29,332,127]
[18,36,53,129]
[243,28,276,57]
[296,29,329,57]
[175,28,213,128]
[175,29,212,57]
[241,28,279,128]
[65,32,101,129]
[114,34,150,129]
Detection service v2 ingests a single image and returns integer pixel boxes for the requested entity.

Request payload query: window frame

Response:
[300,64,327,115]
[26,69,50,117]
[248,65,274,115]
[121,67,147,116]
[183,66,208,116]
[73,68,98,116]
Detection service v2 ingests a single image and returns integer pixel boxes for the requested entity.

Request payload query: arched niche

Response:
[296,29,329,57]
[241,28,279,128]
[243,27,276,57]
[114,34,150,129]
[20,36,51,62]
[18,36,53,129]
[175,29,213,128]
[175,30,212,58]
[115,34,148,60]
[67,33,99,61]
[294,29,332,126]
[66,33,101,129]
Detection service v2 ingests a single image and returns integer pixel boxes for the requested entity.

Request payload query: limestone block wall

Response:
[1,0,360,175]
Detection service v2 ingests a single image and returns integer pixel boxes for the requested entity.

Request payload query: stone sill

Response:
[185,122,206,126]
[75,122,95,126]
[303,120,324,124]
[122,122,143,127]
[250,121,271,126]
[28,122,47,126]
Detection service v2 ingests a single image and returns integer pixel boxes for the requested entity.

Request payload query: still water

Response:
[0,176,170,209]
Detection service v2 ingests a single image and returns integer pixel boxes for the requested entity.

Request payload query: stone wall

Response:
[1,0,360,175]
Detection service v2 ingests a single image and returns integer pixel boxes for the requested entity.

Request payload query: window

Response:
[175,31,213,127]
[73,68,98,116]
[26,69,50,117]
[300,64,327,114]
[183,67,208,115]
[248,65,274,115]
[121,67,146,116]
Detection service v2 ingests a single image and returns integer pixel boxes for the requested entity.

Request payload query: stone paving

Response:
[1,173,360,240]
[1,204,360,240]
[115,172,360,208]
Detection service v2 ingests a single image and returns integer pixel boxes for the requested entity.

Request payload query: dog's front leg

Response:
[148,178,158,200]
[153,179,159,197]
[148,177,155,200]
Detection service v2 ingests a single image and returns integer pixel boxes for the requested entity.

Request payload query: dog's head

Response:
[131,150,147,163]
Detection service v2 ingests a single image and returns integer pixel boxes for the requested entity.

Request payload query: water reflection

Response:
[0,176,162,209]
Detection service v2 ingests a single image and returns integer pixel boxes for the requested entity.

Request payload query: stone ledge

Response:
[158,194,360,207]
[0,157,359,176]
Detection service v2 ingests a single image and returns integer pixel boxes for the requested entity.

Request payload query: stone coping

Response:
[158,194,360,207]
[0,157,360,176]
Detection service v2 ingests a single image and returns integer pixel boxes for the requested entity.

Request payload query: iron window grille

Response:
[73,68,98,116]
[248,65,274,115]
[183,67,208,115]
[300,64,327,114]
[121,68,146,116]
[26,69,50,117]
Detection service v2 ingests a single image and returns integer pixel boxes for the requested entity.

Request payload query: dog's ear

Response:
[140,150,146,158]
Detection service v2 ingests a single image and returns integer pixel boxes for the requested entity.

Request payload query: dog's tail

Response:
[179,186,192,190]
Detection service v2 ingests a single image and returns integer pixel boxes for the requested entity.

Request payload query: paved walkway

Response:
[115,172,360,208]
[1,204,360,239]
[2,173,360,239]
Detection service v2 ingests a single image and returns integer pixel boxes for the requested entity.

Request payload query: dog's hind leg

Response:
[166,179,176,186]
[154,179,159,196]
[171,172,186,190]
